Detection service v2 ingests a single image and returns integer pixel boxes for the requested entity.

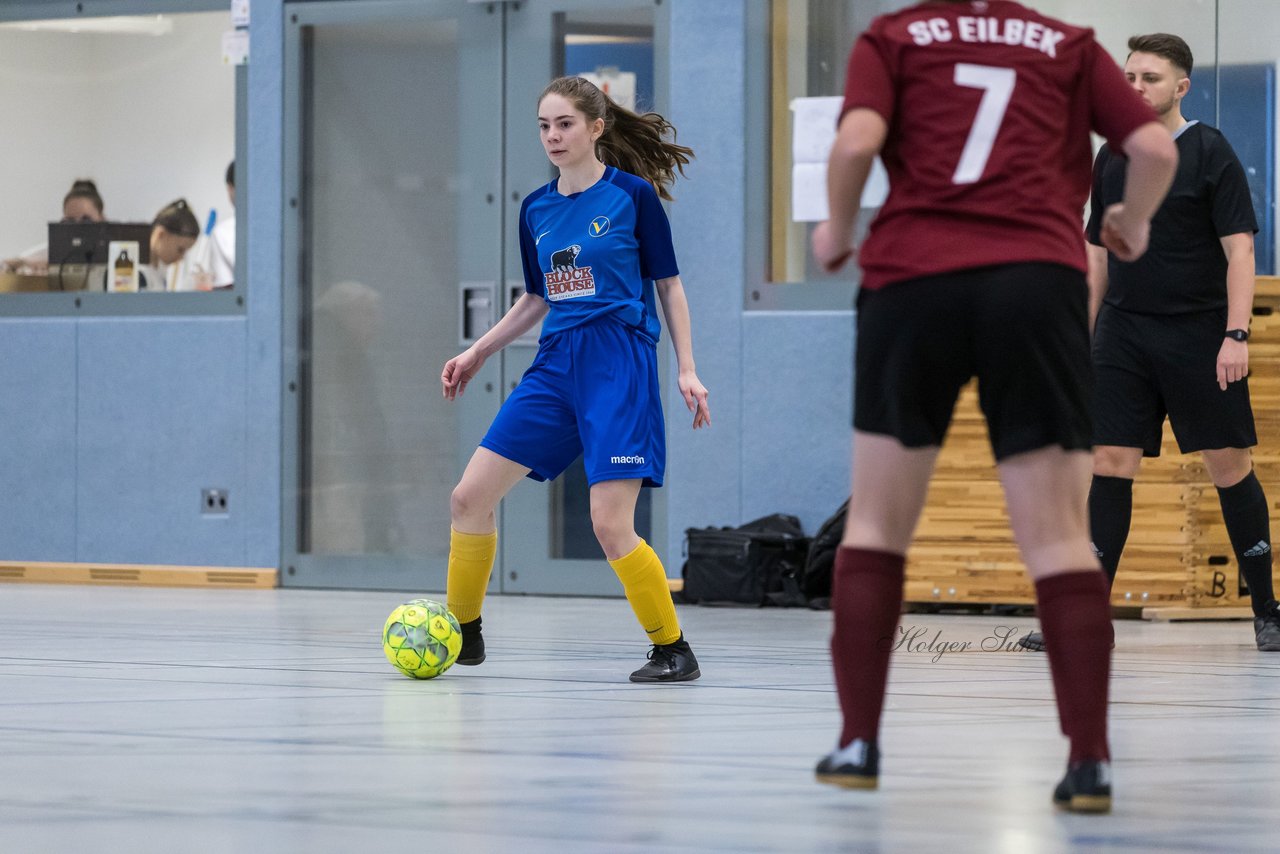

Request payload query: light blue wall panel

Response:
[0,319,77,560]
[76,319,246,565]
[245,0,284,568]
[742,312,853,534]
[664,0,746,558]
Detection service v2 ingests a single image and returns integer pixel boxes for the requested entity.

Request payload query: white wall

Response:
[1046,0,1280,67]
[0,11,234,257]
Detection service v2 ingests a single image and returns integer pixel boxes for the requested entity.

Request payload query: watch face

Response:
[1228,330,1249,341]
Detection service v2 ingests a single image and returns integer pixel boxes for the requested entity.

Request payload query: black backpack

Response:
[800,499,849,608]
[681,513,811,607]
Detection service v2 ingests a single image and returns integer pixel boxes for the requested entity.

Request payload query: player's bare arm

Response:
[1100,122,1178,261]
[812,108,888,273]
[655,274,710,429]
[441,292,549,400]
[1218,231,1256,389]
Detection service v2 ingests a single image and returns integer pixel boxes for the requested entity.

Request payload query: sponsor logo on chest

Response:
[545,243,596,300]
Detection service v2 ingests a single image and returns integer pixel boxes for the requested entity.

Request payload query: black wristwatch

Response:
[1225,329,1250,342]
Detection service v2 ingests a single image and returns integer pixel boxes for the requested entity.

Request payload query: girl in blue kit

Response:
[440,76,711,682]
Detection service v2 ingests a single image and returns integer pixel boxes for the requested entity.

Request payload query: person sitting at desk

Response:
[172,163,236,291]
[2,179,105,274]
[103,199,200,292]
[211,160,235,288]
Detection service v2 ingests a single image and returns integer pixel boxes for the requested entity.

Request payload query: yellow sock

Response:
[609,539,682,645]
[446,528,497,624]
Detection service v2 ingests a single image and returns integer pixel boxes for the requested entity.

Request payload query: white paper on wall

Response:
[576,68,636,111]
[792,162,829,223]
[791,96,843,164]
[789,96,890,221]
[790,158,890,222]
[222,28,249,65]
[230,0,250,28]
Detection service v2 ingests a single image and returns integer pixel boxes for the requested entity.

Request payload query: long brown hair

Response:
[152,198,200,238]
[539,76,693,201]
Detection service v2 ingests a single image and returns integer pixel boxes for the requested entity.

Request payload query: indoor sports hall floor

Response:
[1,584,1277,853]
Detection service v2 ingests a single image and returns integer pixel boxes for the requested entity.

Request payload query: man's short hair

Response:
[1127,33,1193,77]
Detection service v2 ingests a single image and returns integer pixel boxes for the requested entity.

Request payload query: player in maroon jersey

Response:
[810,0,1178,813]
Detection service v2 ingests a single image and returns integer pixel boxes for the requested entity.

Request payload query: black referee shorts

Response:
[1092,304,1256,456]
[854,262,1092,461]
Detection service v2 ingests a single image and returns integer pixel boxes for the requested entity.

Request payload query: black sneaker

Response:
[1016,630,1115,652]
[814,739,879,790]
[1052,759,1112,813]
[456,616,485,666]
[1017,630,1047,652]
[629,635,700,682]
[1255,600,1280,652]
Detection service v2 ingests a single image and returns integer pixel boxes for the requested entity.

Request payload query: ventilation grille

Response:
[0,563,277,588]
[206,572,260,585]
[89,568,142,582]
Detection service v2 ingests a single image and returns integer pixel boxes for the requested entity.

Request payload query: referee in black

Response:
[1022,33,1280,652]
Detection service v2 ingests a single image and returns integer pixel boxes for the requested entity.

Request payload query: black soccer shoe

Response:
[1017,630,1114,652]
[1017,630,1047,652]
[629,635,701,683]
[1053,759,1112,813]
[1255,600,1280,652]
[456,616,485,666]
[814,739,879,790]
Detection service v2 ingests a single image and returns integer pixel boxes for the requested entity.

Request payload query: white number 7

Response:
[952,63,1017,185]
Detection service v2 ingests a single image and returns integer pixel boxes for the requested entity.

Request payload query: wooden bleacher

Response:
[905,277,1280,619]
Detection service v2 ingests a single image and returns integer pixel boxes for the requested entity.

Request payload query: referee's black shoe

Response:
[1017,630,1047,652]
[1256,600,1280,651]
[815,738,879,790]
[1053,759,1112,813]
[1016,630,1115,652]
[456,616,485,666]
[629,634,700,682]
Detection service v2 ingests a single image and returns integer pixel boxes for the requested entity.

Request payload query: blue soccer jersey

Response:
[519,166,678,344]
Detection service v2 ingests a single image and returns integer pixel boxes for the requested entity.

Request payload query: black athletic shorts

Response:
[1092,304,1256,456]
[854,262,1092,461]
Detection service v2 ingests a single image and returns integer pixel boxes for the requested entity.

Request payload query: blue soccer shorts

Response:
[480,317,666,487]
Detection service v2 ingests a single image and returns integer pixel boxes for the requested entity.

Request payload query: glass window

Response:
[750,0,1277,309]
[1215,0,1279,275]
[0,9,240,303]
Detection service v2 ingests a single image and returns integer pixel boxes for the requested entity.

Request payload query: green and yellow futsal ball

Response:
[382,599,462,679]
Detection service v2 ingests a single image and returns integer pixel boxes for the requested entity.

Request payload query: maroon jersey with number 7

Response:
[840,0,1156,289]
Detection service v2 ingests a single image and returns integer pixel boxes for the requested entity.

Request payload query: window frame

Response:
[0,0,244,318]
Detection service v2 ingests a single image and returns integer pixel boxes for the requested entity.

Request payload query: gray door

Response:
[498,1,668,595]
[282,1,503,590]
[282,0,669,595]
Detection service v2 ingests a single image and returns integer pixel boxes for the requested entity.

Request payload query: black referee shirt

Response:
[1086,121,1258,315]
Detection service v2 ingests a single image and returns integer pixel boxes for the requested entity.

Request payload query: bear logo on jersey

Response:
[545,243,596,301]
[550,244,581,271]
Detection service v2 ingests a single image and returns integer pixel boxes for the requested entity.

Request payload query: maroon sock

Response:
[1034,570,1113,763]
[830,546,905,748]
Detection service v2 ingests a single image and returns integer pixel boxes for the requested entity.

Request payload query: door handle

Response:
[507,279,541,346]
[459,282,495,346]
